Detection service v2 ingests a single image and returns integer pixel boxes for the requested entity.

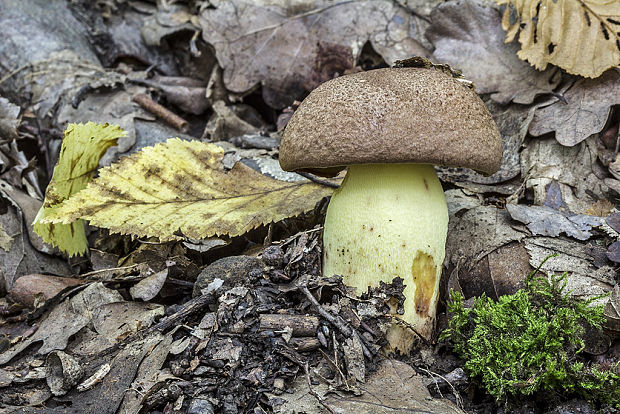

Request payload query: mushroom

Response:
[279,64,502,353]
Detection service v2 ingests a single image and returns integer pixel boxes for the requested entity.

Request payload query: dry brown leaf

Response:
[529,70,620,146]
[199,0,427,108]
[521,136,610,214]
[269,359,464,413]
[0,182,71,292]
[42,139,335,240]
[497,0,620,78]
[427,0,561,104]
[0,222,12,251]
[523,237,615,303]
[0,283,124,365]
[0,97,20,142]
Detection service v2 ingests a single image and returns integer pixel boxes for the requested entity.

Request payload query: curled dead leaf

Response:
[496,0,620,78]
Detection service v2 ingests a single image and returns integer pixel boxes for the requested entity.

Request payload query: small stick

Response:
[296,172,340,188]
[300,285,374,359]
[133,93,189,132]
[304,361,337,414]
[259,314,319,337]
[418,366,464,409]
[318,349,350,389]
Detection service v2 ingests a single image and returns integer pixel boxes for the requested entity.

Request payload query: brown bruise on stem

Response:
[411,251,436,316]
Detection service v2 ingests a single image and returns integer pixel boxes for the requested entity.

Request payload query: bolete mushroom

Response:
[279,64,502,353]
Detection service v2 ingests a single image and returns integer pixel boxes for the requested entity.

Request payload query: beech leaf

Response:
[496,0,620,78]
[33,122,125,256]
[529,70,620,146]
[41,138,335,240]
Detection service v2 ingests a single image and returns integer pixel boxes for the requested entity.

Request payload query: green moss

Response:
[440,260,619,408]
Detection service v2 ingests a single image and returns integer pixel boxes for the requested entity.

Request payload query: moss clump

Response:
[441,265,619,408]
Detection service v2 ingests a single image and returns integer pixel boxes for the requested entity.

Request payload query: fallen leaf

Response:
[141,3,196,47]
[445,189,482,217]
[0,282,123,365]
[42,138,335,240]
[607,241,620,263]
[427,0,560,104]
[529,70,620,146]
[56,86,149,166]
[0,0,100,110]
[446,205,529,299]
[343,334,365,383]
[0,222,12,251]
[268,359,464,413]
[45,351,84,397]
[117,333,174,414]
[8,274,83,308]
[199,0,426,108]
[92,301,165,342]
[523,237,615,304]
[1,181,50,253]
[521,136,609,214]
[129,269,168,301]
[33,123,125,256]
[606,212,620,233]
[506,204,603,241]
[446,205,527,268]
[0,188,70,292]
[0,97,20,141]
[72,333,166,414]
[98,3,182,75]
[204,101,262,141]
[496,0,620,78]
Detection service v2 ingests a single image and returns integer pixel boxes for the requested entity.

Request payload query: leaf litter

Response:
[0,0,619,412]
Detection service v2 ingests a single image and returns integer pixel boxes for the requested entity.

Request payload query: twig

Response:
[318,349,350,389]
[304,361,337,414]
[132,93,189,132]
[418,367,464,409]
[390,316,429,344]
[300,284,374,359]
[278,226,322,247]
[296,172,340,188]
[71,84,93,108]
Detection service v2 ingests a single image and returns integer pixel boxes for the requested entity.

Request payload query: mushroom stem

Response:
[322,163,448,352]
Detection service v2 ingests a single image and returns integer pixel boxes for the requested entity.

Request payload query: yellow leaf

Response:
[496,0,620,78]
[41,138,335,240]
[34,122,126,256]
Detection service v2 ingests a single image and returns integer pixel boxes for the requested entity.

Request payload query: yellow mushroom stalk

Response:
[323,163,448,351]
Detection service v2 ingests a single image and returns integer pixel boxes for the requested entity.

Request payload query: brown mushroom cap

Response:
[279,67,502,175]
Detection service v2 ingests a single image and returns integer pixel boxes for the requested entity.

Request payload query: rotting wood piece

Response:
[289,337,320,352]
[258,314,319,337]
